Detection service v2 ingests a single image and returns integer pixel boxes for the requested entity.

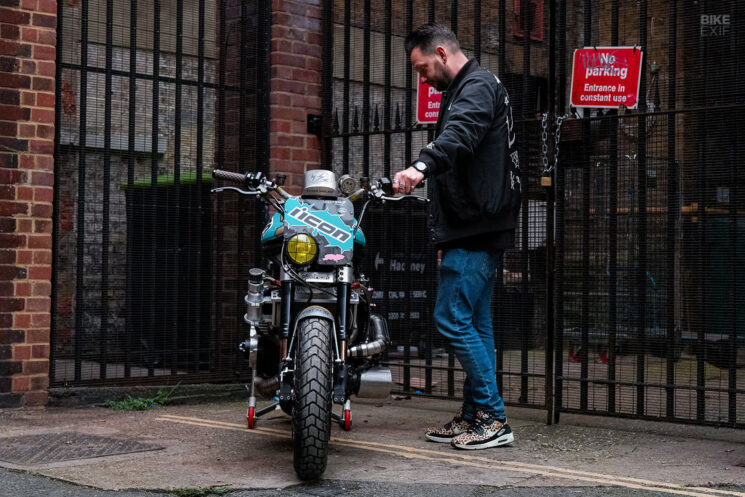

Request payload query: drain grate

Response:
[0,432,163,465]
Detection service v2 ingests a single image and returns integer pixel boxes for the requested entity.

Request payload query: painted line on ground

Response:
[155,414,740,497]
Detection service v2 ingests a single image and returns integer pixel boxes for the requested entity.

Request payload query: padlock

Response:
[541,175,552,187]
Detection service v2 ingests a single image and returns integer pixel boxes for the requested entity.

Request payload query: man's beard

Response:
[432,64,451,92]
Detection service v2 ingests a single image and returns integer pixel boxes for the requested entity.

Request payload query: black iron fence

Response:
[51,0,270,387]
[326,0,745,427]
[51,0,745,428]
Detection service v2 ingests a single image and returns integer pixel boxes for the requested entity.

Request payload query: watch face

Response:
[415,163,427,173]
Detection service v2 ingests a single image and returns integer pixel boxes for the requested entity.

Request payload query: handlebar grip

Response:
[213,169,246,185]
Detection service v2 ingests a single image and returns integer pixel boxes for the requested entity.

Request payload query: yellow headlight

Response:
[287,234,318,264]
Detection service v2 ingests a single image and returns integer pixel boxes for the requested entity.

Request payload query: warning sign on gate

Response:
[417,76,442,123]
[570,47,644,109]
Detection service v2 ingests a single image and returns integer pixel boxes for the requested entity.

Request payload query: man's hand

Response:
[392,167,424,194]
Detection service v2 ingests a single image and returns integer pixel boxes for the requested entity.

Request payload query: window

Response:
[514,0,544,42]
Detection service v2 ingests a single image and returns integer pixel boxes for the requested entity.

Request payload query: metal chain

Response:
[541,113,570,175]
[541,113,550,174]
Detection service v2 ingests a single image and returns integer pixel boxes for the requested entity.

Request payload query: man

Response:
[394,23,520,450]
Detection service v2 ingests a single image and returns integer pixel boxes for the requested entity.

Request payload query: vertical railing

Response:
[665,0,677,421]
[607,0,619,415]
[635,0,648,418]
[74,0,89,383]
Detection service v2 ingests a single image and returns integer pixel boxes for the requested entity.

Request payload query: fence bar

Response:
[125,0,138,379]
[544,0,557,425]
[636,0,648,417]
[579,0,591,412]
[196,0,206,370]
[172,0,184,374]
[74,0,89,383]
[321,0,333,170]
[519,0,531,404]
[607,0,619,414]
[50,0,64,385]
[148,0,161,377]
[99,0,114,380]
[402,0,413,393]
[342,0,350,174]
[363,0,371,177]
[474,0,481,62]
[731,0,745,425]
[553,0,567,424]
[428,0,434,23]
[665,0,677,420]
[384,0,392,177]
[451,0,457,35]
[215,0,227,368]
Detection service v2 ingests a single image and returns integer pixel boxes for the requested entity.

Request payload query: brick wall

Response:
[0,0,57,407]
[269,0,323,189]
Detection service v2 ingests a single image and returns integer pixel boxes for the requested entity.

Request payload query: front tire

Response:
[292,317,333,480]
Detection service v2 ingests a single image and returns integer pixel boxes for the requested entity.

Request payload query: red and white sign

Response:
[416,76,442,123]
[570,47,644,109]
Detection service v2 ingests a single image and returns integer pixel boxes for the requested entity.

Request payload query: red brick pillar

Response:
[270,0,323,191]
[0,0,56,407]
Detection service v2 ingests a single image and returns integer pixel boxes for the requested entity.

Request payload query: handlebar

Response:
[211,169,428,204]
[213,169,248,185]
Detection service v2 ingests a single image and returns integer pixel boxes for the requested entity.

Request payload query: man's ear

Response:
[436,45,447,63]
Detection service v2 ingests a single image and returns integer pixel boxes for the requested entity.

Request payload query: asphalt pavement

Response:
[1,391,744,496]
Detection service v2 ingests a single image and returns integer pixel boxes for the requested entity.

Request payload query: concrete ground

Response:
[1,393,745,496]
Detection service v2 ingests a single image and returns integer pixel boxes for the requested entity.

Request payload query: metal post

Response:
[363,0,371,178]
[343,0,350,175]
[545,0,557,425]
[608,0,619,415]
[196,0,205,370]
[665,0,678,421]
[520,0,532,405]
[172,0,184,374]
[636,0,648,418]
[125,0,137,379]
[74,0,89,383]
[149,0,161,377]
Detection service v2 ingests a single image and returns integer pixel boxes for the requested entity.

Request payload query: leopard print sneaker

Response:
[424,407,473,443]
[450,410,514,450]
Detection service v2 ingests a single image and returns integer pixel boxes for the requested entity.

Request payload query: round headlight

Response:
[286,234,318,265]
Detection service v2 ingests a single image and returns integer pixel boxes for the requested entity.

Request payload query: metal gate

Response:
[51,0,270,387]
[325,0,745,427]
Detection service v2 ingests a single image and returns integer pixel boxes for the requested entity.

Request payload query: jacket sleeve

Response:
[416,76,498,176]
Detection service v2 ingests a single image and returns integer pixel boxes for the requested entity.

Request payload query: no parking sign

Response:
[570,47,644,109]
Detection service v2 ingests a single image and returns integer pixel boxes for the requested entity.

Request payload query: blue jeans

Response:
[434,248,505,420]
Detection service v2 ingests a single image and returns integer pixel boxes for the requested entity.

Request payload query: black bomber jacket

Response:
[417,58,521,247]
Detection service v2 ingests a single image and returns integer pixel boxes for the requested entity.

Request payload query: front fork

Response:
[245,266,355,429]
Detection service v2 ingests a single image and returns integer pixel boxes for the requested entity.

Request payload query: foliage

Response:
[104,383,180,411]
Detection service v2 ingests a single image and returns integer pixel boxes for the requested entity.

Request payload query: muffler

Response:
[355,367,392,399]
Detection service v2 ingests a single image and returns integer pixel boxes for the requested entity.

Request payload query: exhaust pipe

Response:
[347,314,390,358]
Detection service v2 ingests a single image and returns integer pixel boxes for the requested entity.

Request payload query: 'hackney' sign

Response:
[570,47,644,109]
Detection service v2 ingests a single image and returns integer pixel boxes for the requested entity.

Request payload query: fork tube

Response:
[337,282,349,361]
[281,279,294,340]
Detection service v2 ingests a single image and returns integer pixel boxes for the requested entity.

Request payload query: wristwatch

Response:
[413,161,429,178]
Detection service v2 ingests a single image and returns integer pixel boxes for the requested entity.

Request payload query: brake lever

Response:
[210,186,261,196]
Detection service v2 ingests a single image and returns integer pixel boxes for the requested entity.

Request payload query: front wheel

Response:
[292,317,333,480]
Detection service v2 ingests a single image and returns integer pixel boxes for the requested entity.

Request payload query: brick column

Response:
[270,0,323,191]
[0,0,56,407]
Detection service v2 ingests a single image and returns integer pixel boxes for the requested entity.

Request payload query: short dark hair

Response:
[405,23,460,55]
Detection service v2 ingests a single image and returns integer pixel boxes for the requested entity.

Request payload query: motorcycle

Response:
[211,168,427,480]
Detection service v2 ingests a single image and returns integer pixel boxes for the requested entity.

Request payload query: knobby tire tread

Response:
[293,317,333,480]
